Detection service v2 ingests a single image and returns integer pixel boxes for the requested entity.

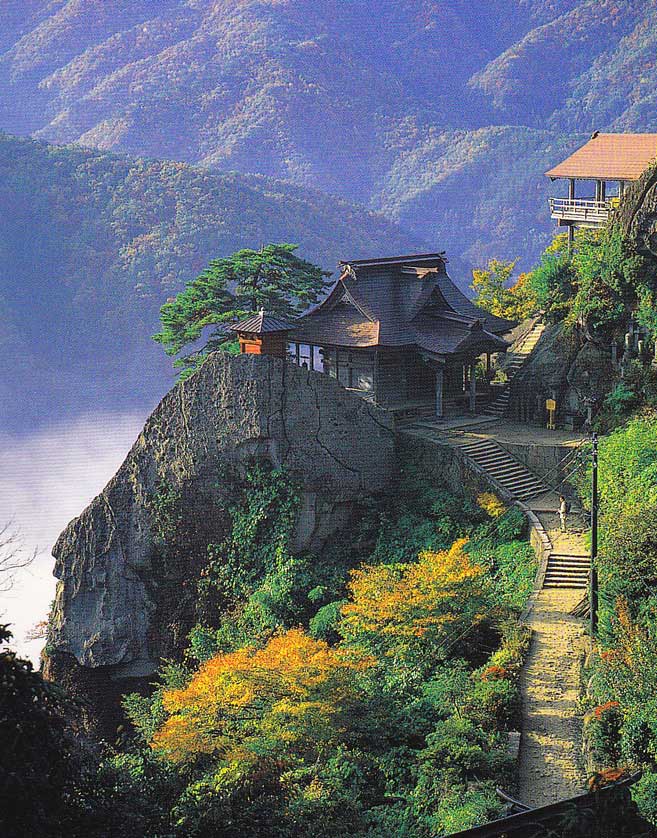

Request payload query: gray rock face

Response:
[510,324,614,424]
[48,354,396,683]
[618,163,657,263]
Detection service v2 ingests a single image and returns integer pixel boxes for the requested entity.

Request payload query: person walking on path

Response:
[559,494,570,532]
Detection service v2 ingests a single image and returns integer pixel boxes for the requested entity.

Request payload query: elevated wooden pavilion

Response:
[287,253,513,418]
[546,133,657,242]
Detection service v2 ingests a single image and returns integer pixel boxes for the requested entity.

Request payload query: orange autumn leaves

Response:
[152,629,373,763]
[341,538,490,655]
[152,539,491,763]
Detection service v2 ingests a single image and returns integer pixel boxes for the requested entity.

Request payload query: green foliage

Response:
[369,463,485,566]
[580,414,657,822]
[586,701,623,768]
[198,462,300,619]
[605,382,639,416]
[632,771,657,826]
[0,625,84,836]
[72,751,181,838]
[152,244,330,375]
[309,600,346,641]
[528,244,575,319]
[109,450,537,837]
[471,258,538,321]
[528,227,651,339]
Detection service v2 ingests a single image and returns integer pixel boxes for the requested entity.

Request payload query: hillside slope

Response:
[0,133,421,431]
[1,1,654,264]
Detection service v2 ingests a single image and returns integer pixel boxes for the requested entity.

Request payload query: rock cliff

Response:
[45,354,396,731]
[617,162,657,266]
[509,324,614,426]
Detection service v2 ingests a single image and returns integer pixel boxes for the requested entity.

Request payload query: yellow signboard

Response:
[546,398,556,411]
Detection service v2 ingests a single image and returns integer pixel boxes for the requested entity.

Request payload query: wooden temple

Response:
[229,311,294,357]
[282,253,514,418]
[546,132,657,243]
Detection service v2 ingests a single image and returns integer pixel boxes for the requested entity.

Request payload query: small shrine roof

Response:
[230,311,295,334]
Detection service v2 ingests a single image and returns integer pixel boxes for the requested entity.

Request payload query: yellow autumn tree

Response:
[471,259,538,321]
[340,539,492,661]
[476,492,506,519]
[151,628,373,764]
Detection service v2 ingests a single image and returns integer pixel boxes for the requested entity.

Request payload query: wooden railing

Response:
[549,197,613,225]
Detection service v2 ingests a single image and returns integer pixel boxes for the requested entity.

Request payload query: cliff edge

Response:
[45,353,396,732]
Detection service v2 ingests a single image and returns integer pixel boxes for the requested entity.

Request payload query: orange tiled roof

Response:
[546,133,657,181]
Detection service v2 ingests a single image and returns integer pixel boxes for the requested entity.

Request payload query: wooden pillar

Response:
[568,178,575,201]
[435,365,444,419]
[595,180,603,202]
[567,224,574,254]
[469,363,477,414]
[485,353,491,375]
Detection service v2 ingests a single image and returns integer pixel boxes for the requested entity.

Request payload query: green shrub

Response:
[632,771,657,826]
[605,382,638,416]
[309,600,345,641]
[587,702,624,767]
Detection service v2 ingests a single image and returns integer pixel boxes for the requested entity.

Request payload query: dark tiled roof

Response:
[292,255,514,356]
[433,272,514,334]
[414,314,508,356]
[546,133,657,181]
[230,311,295,334]
[292,301,379,347]
[340,253,447,269]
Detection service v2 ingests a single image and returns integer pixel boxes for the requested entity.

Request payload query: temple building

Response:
[229,311,294,357]
[281,253,513,418]
[546,132,657,243]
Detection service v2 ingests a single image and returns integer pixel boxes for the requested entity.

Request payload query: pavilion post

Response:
[435,365,444,419]
[469,363,477,413]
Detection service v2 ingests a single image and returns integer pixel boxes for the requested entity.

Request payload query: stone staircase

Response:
[543,553,590,589]
[458,438,549,502]
[484,319,545,418]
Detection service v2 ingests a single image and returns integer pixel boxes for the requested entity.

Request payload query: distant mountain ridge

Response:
[1,0,655,266]
[0,133,421,431]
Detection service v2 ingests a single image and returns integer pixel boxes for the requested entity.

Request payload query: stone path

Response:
[402,421,590,806]
[519,494,588,806]
[518,587,587,806]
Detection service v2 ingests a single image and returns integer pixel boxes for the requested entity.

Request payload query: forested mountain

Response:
[0,133,420,431]
[1,0,655,265]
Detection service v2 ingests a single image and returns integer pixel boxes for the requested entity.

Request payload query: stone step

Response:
[544,580,588,589]
[548,560,590,569]
[548,560,590,568]
[459,437,549,501]
[545,567,590,576]
[473,457,519,468]
[485,468,531,480]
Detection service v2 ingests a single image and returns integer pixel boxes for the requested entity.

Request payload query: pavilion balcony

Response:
[549,197,617,228]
